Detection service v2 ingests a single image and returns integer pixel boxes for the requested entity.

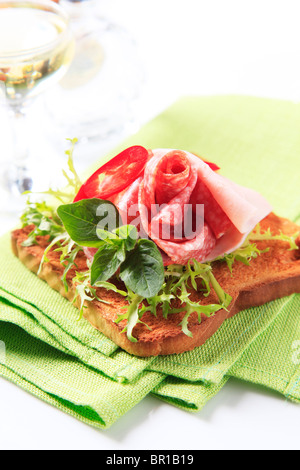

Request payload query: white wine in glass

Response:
[0,0,74,211]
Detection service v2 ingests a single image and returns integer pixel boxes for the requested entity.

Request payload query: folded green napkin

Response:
[1,95,300,429]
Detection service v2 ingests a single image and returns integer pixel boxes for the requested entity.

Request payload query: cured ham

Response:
[76,147,272,266]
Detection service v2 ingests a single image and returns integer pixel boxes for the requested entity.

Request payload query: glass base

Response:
[2,163,33,194]
[0,142,65,215]
[0,162,30,214]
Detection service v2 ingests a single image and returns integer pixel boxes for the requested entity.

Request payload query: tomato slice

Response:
[74,146,149,202]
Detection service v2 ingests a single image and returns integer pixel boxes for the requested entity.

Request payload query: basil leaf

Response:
[57,199,121,247]
[96,225,138,253]
[96,229,120,243]
[91,244,126,285]
[96,225,138,251]
[120,239,164,298]
[113,225,138,251]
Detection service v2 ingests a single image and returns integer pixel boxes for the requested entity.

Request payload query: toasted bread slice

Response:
[11,213,300,357]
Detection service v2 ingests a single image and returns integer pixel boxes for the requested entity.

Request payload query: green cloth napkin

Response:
[0,95,300,429]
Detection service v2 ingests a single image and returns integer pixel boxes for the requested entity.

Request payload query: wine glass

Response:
[0,0,74,212]
[45,0,144,148]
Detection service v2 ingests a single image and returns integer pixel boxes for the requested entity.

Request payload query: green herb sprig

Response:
[57,199,165,300]
[249,223,299,250]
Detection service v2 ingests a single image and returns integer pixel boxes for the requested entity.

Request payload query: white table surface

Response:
[1,0,300,451]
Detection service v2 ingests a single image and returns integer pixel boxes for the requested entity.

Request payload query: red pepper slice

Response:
[204,161,220,171]
[192,152,220,172]
[74,146,149,202]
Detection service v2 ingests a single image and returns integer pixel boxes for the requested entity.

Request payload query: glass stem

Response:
[8,104,32,194]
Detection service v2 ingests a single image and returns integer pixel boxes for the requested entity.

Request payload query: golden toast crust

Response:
[11,213,300,357]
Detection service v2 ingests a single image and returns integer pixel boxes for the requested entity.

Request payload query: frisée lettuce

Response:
[20,140,299,342]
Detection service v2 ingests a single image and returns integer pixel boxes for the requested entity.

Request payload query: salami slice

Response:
[151,151,198,235]
[111,176,142,225]
[155,151,192,205]
[151,222,216,265]
[138,176,217,264]
[190,177,232,239]
[78,147,272,267]
[138,149,272,265]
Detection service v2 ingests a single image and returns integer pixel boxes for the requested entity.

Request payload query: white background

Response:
[1,0,300,451]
